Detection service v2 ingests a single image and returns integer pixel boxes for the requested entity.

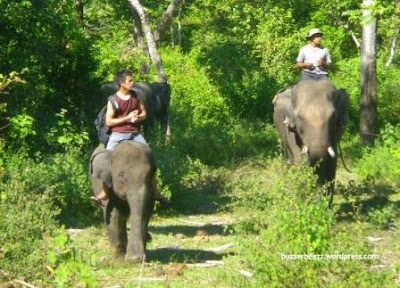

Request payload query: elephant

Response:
[273,79,349,202]
[101,81,171,143]
[89,140,156,262]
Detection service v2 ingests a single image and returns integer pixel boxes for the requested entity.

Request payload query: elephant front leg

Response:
[106,203,128,259]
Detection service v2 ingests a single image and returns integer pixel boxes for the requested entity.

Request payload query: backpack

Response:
[94,95,120,146]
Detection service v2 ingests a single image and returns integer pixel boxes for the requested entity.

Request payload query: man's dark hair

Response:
[114,69,133,87]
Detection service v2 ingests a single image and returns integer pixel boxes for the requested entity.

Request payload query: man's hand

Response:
[129,110,139,123]
[303,62,314,69]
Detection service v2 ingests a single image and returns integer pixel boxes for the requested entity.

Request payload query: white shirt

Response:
[296,44,332,75]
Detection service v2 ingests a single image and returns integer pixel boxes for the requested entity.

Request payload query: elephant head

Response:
[89,141,156,262]
[273,80,349,198]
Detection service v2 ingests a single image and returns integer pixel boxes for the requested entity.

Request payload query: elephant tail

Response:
[338,141,351,173]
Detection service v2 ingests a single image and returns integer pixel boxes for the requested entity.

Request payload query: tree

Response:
[360,0,378,145]
[76,0,84,25]
[128,0,180,82]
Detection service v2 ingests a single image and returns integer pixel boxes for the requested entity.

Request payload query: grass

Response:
[65,158,400,287]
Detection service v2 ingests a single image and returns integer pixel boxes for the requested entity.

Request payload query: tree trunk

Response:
[131,8,151,74]
[128,0,167,83]
[75,0,84,25]
[178,0,183,46]
[154,0,180,42]
[170,24,175,48]
[360,0,378,145]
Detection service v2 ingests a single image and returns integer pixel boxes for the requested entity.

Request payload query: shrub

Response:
[356,123,400,187]
[1,147,98,227]
[0,180,60,280]
[44,229,97,287]
[226,158,393,287]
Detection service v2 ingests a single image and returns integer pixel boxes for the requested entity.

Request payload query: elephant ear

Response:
[273,88,296,129]
[90,149,113,188]
[335,88,349,126]
[334,88,350,142]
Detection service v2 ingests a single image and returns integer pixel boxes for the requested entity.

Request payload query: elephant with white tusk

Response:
[273,80,349,202]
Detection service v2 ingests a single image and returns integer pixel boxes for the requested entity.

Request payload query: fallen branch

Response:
[137,277,166,281]
[13,280,36,288]
[205,243,235,252]
[239,270,254,277]
[366,236,384,242]
[186,260,224,267]
[179,219,232,226]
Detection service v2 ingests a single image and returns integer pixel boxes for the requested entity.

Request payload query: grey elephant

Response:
[89,140,156,262]
[101,81,171,143]
[273,80,349,201]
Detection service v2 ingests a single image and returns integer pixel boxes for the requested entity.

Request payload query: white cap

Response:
[307,28,323,38]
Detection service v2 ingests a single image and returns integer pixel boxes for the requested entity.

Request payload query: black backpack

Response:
[94,95,120,146]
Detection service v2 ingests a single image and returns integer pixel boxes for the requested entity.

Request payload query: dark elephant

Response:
[273,80,349,201]
[89,141,156,262]
[101,81,171,143]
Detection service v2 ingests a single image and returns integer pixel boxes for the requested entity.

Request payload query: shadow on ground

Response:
[146,247,229,263]
[149,223,232,237]
[335,182,400,225]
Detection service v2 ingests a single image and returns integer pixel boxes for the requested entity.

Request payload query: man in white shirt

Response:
[296,28,332,81]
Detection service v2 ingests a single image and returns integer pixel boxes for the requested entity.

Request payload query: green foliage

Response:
[232,159,335,254]
[356,123,400,186]
[46,108,89,148]
[1,147,97,227]
[227,158,394,287]
[45,229,97,287]
[8,112,36,139]
[180,157,228,194]
[256,7,301,84]
[1,0,98,152]
[377,64,400,125]
[366,203,396,229]
[0,178,60,280]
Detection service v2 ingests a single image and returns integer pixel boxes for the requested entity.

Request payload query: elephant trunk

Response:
[125,185,151,263]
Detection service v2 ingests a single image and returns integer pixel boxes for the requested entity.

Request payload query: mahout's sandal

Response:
[90,196,104,206]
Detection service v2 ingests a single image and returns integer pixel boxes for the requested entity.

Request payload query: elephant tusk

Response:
[301,145,308,154]
[327,146,335,158]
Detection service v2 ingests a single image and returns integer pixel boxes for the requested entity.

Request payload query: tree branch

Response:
[154,0,180,42]
[128,0,168,82]
[343,23,361,49]
[0,124,10,131]
[385,25,400,67]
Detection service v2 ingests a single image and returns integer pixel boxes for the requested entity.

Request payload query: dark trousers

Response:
[300,71,329,81]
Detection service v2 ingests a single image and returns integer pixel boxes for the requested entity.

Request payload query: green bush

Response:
[44,229,97,287]
[1,147,98,227]
[356,124,400,186]
[232,159,334,255]
[226,158,393,287]
[0,147,99,283]
[0,180,60,280]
